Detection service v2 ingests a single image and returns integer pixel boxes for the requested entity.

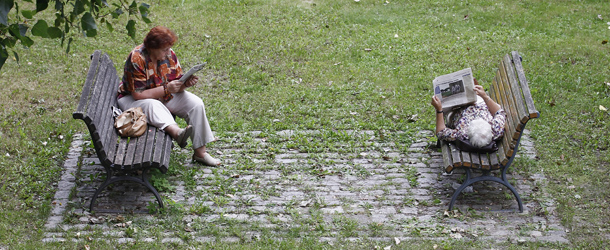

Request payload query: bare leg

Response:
[164,124,182,139]
[164,124,192,148]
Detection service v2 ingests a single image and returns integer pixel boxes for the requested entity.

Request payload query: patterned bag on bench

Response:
[114,107,147,137]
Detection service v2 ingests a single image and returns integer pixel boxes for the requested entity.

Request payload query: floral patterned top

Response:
[437,98,506,142]
[118,44,184,103]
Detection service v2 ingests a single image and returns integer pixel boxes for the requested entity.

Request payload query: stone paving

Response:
[43,130,568,245]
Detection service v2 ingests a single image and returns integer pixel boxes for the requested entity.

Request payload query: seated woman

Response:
[117,26,220,166]
[431,82,506,150]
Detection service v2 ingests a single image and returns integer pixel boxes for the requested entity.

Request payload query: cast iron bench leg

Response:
[448,169,524,212]
[90,167,164,211]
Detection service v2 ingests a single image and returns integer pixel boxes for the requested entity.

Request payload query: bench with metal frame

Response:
[439,51,539,212]
[73,50,173,212]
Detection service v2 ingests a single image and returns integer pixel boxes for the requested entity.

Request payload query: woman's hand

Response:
[431,96,443,112]
[184,75,199,88]
[167,80,184,93]
[474,84,502,114]
[474,85,489,100]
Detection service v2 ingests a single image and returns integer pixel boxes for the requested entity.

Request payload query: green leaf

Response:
[139,3,151,23]
[31,20,49,38]
[8,24,27,39]
[47,27,62,38]
[0,45,7,71]
[73,0,85,16]
[105,20,114,32]
[2,37,17,48]
[64,20,70,34]
[12,50,18,64]
[112,8,123,18]
[85,28,97,37]
[19,36,34,47]
[129,0,137,14]
[126,19,136,39]
[81,12,97,31]
[21,10,36,19]
[0,0,14,26]
[7,24,34,47]
[54,14,63,27]
[54,0,62,11]
[139,3,150,17]
[18,24,28,36]
[36,0,48,12]
[66,37,72,54]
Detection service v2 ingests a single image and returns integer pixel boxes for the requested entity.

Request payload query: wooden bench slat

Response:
[480,152,491,170]
[86,59,115,162]
[461,151,472,168]
[114,138,129,169]
[89,55,114,128]
[470,152,481,169]
[142,127,158,168]
[497,60,521,144]
[503,54,530,126]
[440,140,454,173]
[449,142,462,169]
[86,56,111,142]
[122,137,140,170]
[492,73,515,153]
[496,142,509,166]
[131,127,151,169]
[160,131,173,172]
[74,51,102,119]
[488,151,501,170]
[152,129,170,168]
[98,64,121,161]
[512,51,539,119]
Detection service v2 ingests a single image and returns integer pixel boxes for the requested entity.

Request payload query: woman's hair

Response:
[468,118,493,148]
[143,26,177,49]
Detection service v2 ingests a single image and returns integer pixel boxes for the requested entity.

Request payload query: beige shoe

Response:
[176,125,193,148]
[193,153,221,166]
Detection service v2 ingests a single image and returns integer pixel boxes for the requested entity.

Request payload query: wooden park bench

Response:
[73,50,173,212]
[439,51,539,212]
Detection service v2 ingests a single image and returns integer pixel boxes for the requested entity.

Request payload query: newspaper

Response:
[433,68,477,112]
[179,62,207,82]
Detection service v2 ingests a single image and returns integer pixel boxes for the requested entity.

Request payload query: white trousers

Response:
[118,91,215,149]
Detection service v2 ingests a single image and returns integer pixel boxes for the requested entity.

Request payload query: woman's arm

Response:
[132,86,165,100]
[431,96,446,134]
[474,85,501,114]
[131,78,190,100]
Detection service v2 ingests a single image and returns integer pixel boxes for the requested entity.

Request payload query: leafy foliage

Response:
[0,0,152,71]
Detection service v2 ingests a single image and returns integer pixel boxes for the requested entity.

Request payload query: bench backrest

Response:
[73,51,173,173]
[489,51,539,166]
[73,51,120,165]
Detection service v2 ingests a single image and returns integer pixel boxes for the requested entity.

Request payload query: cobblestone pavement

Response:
[43,130,568,245]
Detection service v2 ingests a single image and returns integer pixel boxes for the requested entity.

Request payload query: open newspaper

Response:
[433,68,477,112]
[179,62,207,82]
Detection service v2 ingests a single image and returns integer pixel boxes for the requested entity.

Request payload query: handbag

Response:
[114,107,147,137]
[453,137,499,153]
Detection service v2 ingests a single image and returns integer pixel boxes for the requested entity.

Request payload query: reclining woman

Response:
[117,26,221,166]
[431,81,506,151]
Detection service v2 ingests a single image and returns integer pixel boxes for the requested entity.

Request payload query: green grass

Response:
[1,0,610,248]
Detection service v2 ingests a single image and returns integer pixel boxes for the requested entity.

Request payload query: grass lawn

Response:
[0,0,609,248]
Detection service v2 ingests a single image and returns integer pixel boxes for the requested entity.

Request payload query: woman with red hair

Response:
[117,26,220,166]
